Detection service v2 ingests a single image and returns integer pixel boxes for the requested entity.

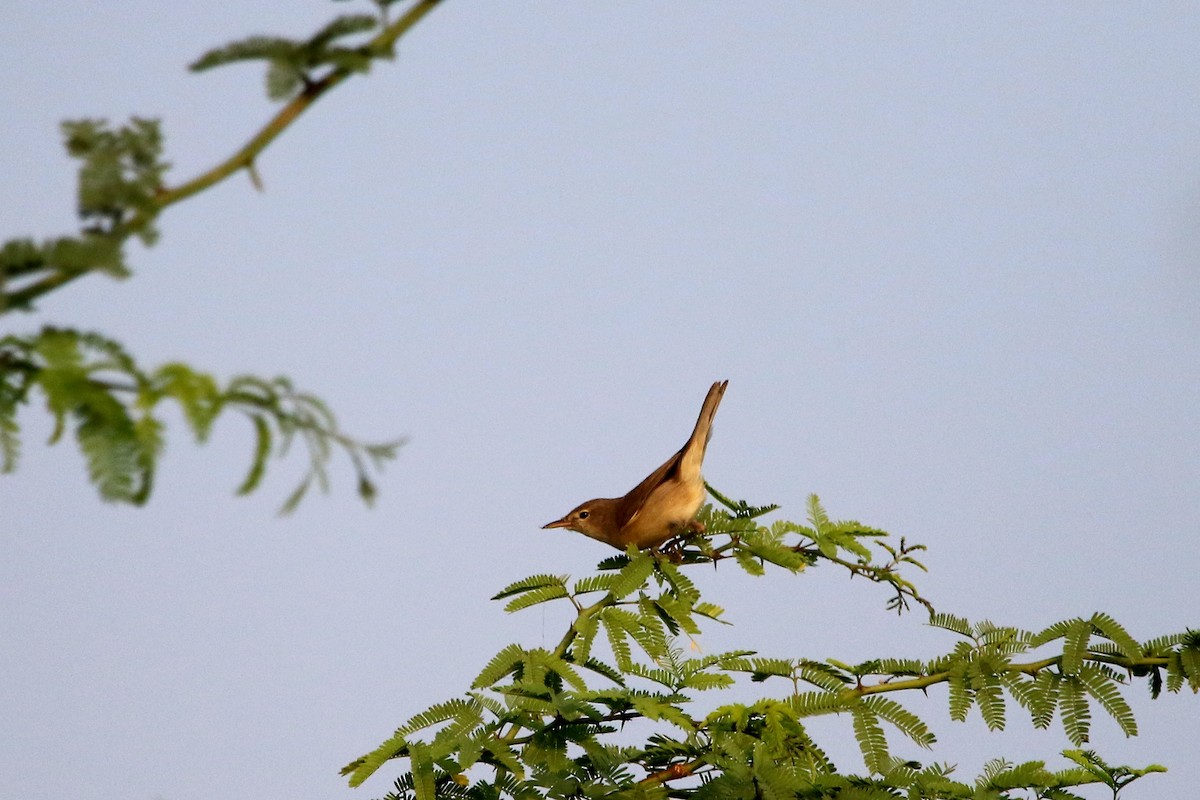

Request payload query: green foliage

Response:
[2,1,436,509]
[346,494,1195,799]
[190,13,385,100]
[0,327,399,510]
[62,117,168,243]
[1,116,167,312]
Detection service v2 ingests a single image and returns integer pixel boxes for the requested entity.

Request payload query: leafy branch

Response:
[2,0,445,312]
[0,327,400,510]
[694,486,934,615]
[343,495,1197,799]
[2,1,443,507]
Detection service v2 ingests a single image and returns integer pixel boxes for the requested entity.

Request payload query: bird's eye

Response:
[578,510,590,519]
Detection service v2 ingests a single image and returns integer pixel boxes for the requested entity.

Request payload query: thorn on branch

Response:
[247,161,264,192]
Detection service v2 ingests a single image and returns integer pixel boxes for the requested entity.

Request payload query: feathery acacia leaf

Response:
[491,574,568,601]
[850,704,890,774]
[190,36,300,71]
[236,414,272,495]
[1059,678,1092,744]
[611,551,656,598]
[1089,612,1141,659]
[1061,619,1091,676]
[1,327,398,510]
[408,742,435,800]
[862,695,935,748]
[573,574,618,596]
[930,613,972,637]
[504,584,570,613]
[0,403,18,472]
[472,644,526,690]
[1079,664,1137,737]
[600,608,638,670]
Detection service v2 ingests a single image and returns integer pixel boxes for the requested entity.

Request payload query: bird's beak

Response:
[542,518,571,530]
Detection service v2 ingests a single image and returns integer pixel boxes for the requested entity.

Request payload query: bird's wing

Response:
[613,446,684,530]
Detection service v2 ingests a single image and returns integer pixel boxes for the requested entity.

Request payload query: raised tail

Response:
[683,379,727,469]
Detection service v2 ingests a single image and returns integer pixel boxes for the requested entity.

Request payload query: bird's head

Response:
[542,498,621,545]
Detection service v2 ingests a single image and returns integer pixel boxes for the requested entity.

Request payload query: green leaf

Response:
[236,414,272,495]
[189,36,300,72]
[573,574,617,595]
[1059,677,1091,745]
[0,402,19,472]
[610,551,655,598]
[492,573,568,601]
[309,14,379,49]
[733,546,765,576]
[705,483,780,518]
[629,694,695,731]
[973,663,1006,731]
[398,698,485,739]
[796,660,854,691]
[572,610,600,663]
[1031,670,1060,729]
[862,695,935,748]
[788,691,854,717]
[655,559,699,602]
[409,741,435,800]
[648,592,701,636]
[341,728,407,787]
[278,473,312,515]
[1061,619,1090,676]
[683,672,734,691]
[483,739,525,778]
[601,609,635,670]
[1078,663,1137,737]
[427,702,484,760]
[532,650,588,691]
[1088,612,1141,660]
[693,601,726,622]
[947,663,970,722]
[1032,617,1078,648]
[595,553,631,571]
[472,644,525,689]
[153,362,221,441]
[850,703,890,774]
[266,60,305,101]
[504,584,569,613]
[930,613,972,637]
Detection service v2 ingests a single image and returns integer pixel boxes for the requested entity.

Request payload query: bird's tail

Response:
[688,379,728,457]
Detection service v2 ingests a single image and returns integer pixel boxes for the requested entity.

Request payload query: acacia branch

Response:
[8,0,445,310]
[853,653,1170,698]
[638,653,1174,789]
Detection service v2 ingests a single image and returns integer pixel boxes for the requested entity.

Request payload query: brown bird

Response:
[543,380,728,550]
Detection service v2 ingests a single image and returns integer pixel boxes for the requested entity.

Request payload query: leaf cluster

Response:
[345,496,1196,799]
[681,490,931,615]
[0,327,400,510]
[190,11,392,101]
[2,117,167,312]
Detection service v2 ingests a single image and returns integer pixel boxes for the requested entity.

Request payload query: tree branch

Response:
[7,0,445,310]
[854,654,1171,698]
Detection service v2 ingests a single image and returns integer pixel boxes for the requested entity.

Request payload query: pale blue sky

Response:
[1,3,1198,799]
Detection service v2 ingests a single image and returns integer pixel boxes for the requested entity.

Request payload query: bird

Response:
[543,380,728,550]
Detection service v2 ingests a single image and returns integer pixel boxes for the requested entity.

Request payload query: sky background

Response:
[2,2,1198,799]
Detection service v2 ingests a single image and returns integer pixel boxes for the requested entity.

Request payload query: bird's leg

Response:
[659,521,705,562]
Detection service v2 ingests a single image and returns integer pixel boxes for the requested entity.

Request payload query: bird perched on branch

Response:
[543,380,728,550]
